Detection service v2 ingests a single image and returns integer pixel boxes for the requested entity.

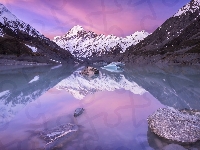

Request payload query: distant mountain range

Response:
[53,25,149,58]
[0,3,74,65]
[53,0,200,65]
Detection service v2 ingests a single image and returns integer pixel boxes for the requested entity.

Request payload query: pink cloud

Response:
[0,0,187,39]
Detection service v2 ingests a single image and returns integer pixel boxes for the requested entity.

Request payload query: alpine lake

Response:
[0,63,200,150]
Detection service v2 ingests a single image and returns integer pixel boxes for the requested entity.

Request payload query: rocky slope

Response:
[0,3,74,65]
[53,25,149,58]
[120,0,200,65]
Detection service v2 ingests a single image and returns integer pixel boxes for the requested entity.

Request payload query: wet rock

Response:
[148,107,200,143]
[80,66,99,76]
[74,108,84,117]
[40,123,78,145]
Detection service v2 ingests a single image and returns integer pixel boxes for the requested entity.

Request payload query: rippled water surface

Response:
[0,64,200,150]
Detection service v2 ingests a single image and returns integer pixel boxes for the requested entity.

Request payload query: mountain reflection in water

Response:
[0,65,74,126]
[0,64,199,149]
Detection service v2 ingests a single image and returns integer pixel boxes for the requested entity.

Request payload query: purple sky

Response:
[0,0,189,39]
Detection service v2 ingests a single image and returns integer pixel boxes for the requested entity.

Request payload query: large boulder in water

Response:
[80,66,99,76]
[148,107,200,143]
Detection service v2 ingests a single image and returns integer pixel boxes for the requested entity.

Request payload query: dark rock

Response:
[74,108,84,117]
[148,107,200,143]
[80,66,99,76]
[93,68,99,74]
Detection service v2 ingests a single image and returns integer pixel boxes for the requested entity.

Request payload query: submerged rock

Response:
[40,123,78,145]
[80,66,99,76]
[148,107,200,143]
[74,108,84,117]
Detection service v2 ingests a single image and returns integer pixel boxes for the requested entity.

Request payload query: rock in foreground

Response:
[74,108,84,117]
[148,107,200,143]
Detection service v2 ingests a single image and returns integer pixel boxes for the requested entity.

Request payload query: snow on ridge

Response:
[0,3,43,38]
[25,44,37,52]
[0,4,17,23]
[68,25,84,36]
[0,28,4,37]
[53,36,61,41]
[173,0,200,17]
[53,26,150,58]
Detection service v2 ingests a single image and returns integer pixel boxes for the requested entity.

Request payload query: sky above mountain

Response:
[0,0,189,39]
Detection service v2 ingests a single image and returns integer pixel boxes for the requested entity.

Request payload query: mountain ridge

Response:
[53,25,149,58]
[118,0,200,65]
[0,3,74,65]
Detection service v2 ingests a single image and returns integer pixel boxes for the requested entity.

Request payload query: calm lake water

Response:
[0,64,200,150]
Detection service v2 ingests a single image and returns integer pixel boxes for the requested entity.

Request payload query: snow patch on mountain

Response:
[174,0,200,17]
[53,25,149,58]
[0,28,4,37]
[25,44,37,52]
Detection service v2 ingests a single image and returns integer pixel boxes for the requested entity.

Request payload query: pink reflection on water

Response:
[0,88,165,149]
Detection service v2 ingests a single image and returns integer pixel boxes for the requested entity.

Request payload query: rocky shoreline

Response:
[0,59,48,65]
[89,52,200,67]
[0,58,50,71]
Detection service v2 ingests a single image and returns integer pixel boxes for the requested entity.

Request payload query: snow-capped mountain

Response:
[0,4,43,38]
[53,25,149,58]
[121,0,200,65]
[0,3,74,64]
